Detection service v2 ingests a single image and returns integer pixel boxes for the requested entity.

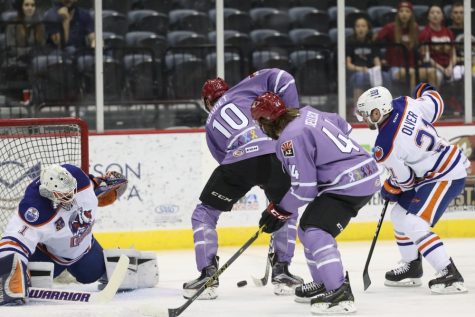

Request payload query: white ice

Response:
[2,238,474,317]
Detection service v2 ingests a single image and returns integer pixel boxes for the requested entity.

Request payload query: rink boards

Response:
[89,125,475,250]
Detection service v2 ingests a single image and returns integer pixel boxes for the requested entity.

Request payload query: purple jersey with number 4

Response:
[277,106,381,213]
[205,68,299,164]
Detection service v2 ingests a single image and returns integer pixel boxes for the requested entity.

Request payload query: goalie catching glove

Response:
[259,202,292,233]
[90,171,128,207]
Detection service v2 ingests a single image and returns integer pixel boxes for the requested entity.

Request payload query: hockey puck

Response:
[237,280,248,287]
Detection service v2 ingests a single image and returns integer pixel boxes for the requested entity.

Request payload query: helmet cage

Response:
[39,165,77,205]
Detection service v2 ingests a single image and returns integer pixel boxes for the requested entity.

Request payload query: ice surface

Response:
[2,239,474,317]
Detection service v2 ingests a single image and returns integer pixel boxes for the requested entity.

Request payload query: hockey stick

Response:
[141,226,266,317]
[363,200,389,291]
[28,254,129,303]
[251,234,274,287]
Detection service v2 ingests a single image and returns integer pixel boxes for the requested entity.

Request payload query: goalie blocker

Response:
[0,254,29,306]
[99,248,159,291]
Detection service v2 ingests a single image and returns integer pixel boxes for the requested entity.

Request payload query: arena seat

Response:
[128,9,168,35]
[208,8,252,33]
[249,7,290,33]
[289,29,332,47]
[169,9,210,34]
[103,10,128,36]
[125,31,167,58]
[288,8,330,33]
[289,50,332,95]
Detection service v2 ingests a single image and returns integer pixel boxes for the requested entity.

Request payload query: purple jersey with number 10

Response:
[205,68,299,165]
[277,106,381,213]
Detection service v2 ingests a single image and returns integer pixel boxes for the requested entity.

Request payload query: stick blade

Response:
[251,276,265,287]
[363,271,371,291]
[91,254,129,303]
[138,304,169,317]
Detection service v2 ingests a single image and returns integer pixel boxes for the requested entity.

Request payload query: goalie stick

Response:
[140,226,266,317]
[363,200,389,291]
[251,234,274,287]
[28,254,129,304]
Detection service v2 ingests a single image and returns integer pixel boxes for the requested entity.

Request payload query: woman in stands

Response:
[376,1,436,91]
[5,0,45,61]
[419,4,457,86]
[346,16,387,106]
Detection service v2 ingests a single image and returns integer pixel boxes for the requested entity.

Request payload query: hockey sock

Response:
[298,227,344,291]
[191,204,221,271]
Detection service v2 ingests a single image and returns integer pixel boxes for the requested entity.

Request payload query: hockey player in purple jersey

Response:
[251,92,381,314]
[183,69,304,300]
[356,84,468,294]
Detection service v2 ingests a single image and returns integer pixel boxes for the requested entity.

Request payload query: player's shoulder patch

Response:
[280,140,295,157]
[18,185,58,226]
[373,145,385,161]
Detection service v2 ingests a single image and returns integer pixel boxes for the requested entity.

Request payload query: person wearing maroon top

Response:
[376,1,436,91]
[419,4,457,86]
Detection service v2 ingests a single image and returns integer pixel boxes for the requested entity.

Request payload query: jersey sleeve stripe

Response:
[427,91,444,121]
[1,236,32,256]
[273,70,285,93]
[0,248,29,263]
[277,79,295,94]
[415,83,427,98]
[0,244,29,259]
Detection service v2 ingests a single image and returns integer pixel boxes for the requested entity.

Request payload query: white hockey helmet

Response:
[39,164,77,205]
[356,86,393,125]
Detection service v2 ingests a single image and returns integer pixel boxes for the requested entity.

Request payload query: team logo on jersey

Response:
[69,208,93,236]
[233,149,244,157]
[24,207,39,223]
[68,207,94,247]
[55,217,65,231]
[281,140,295,157]
[373,146,384,161]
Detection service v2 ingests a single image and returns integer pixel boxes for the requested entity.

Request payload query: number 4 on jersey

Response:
[289,165,299,179]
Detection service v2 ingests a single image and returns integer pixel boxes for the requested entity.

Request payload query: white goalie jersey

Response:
[373,86,469,190]
[0,164,98,265]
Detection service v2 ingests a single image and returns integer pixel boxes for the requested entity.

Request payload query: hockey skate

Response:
[294,281,326,303]
[385,254,423,287]
[429,258,467,294]
[183,257,219,300]
[271,261,304,295]
[310,273,356,315]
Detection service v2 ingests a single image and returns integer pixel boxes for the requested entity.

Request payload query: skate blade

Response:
[311,301,357,315]
[384,278,422,287]
[294,296,312,303]
[183,287,218,300]
[430,282,468,294]
[273,283,298,296]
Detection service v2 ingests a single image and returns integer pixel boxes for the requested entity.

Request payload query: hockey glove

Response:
[259,202,292,233]
[90,171,128,207]
[381,178,402,203]
[412,82,436,99]
[0,253,29,306]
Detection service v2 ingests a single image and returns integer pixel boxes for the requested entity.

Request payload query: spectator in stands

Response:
[5,0,45,63]
[43,0,95,53]
[346,16,387,105]
[449,1,475,80]
[419,4,456,86]
[376,1,436,92]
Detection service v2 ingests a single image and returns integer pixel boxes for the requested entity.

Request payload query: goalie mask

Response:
[356,86,393,125]
[39,165,77,205]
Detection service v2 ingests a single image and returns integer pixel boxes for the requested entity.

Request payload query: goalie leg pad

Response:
[28,262,54,288]
[103,248,139,290]
[0,253,29,306]
[137,251,159,288]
